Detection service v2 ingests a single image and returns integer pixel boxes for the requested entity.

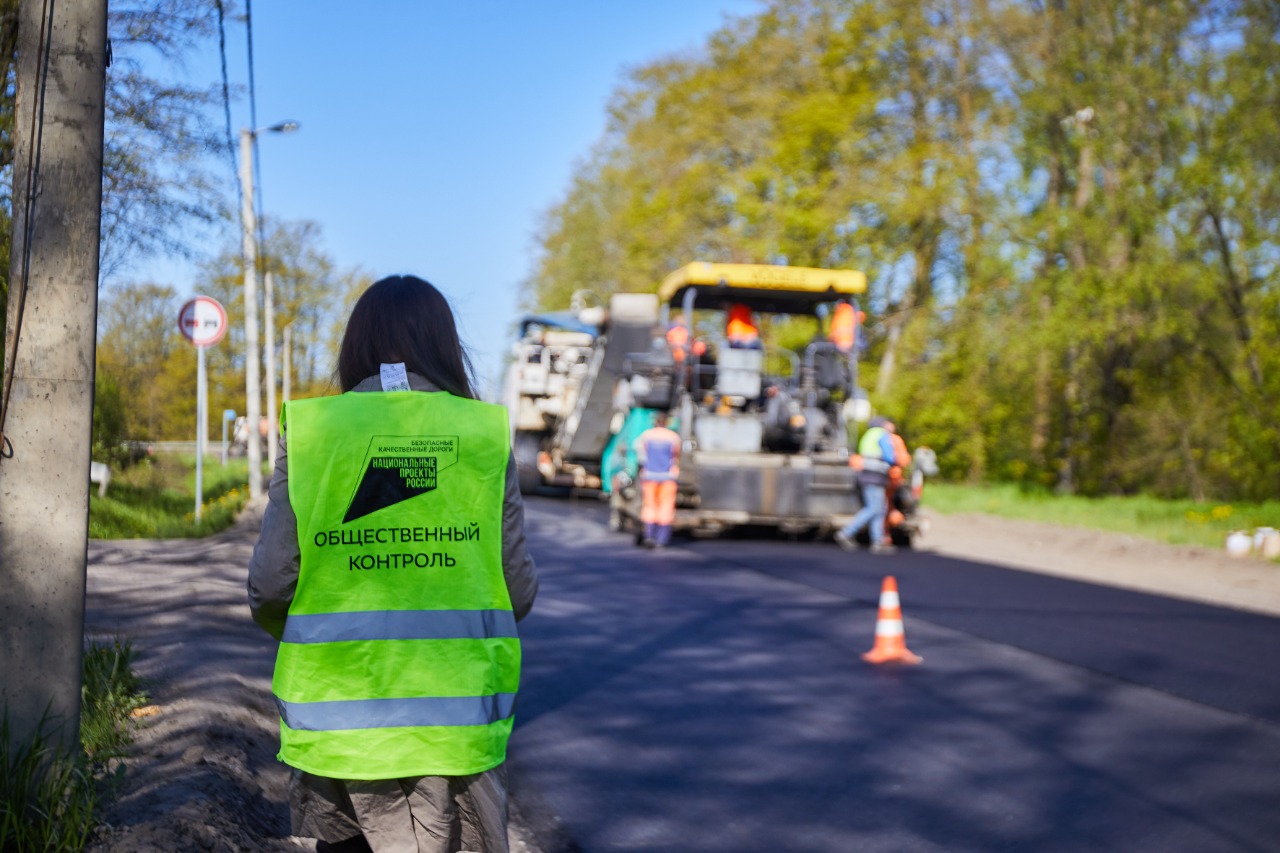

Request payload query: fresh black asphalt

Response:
[507,495,1280,853]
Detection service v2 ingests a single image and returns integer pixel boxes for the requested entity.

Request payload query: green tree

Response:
[260,219,373,395]
[99,0,230,279]
[195,220,371,427]
[95,218,367,443]
[524,0,1280,501]
[2,0,231,337]
[96,282,181,439]
[91,371,127,463]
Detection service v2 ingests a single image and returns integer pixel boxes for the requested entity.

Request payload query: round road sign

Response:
[178,296,228,347]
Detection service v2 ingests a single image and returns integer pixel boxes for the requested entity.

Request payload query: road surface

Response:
[82,494,1280,851]
[507,494,1280,852]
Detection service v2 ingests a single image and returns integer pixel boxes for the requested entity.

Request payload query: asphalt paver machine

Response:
[609,262,875,538]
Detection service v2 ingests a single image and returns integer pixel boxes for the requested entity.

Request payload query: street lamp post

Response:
[283,324,292,406]
[239,128,262,497]
[264,270,278,470]
[239,120,298,498]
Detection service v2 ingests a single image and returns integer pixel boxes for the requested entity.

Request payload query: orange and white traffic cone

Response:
[863,575,922,665]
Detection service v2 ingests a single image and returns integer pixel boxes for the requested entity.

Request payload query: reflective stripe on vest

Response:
[277,391,516,780]
[277,692,517,732]
[281,609,517,644]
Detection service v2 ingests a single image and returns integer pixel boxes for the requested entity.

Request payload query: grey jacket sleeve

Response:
[502,450,539,622]
[247,432,538,637]
[247,432,298,641]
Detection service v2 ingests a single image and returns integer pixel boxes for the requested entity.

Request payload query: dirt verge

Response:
[85,506,303,852]
[84,500,540,853]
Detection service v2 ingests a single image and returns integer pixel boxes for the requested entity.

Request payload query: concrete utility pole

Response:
[0,0,109,749]
[239,128,263,498]
[239,122,298,494]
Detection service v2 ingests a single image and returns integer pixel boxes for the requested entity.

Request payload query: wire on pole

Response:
[0,0,58,462]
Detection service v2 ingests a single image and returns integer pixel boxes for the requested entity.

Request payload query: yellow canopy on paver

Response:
[657,262,866,315]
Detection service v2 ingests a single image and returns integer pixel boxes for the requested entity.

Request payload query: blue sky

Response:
[141,1,762,398]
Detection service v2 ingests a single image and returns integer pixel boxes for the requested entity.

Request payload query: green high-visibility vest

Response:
[858,426,890,473]
[274,390,517,780]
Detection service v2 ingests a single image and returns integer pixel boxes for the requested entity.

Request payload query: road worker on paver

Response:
[666,312,706,363]
[828,301,862,353]
[725,303,762,349]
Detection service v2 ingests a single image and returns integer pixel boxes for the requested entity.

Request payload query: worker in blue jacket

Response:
[835,417,898,555]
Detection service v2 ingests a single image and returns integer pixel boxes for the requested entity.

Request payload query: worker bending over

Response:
[835,416,899,554]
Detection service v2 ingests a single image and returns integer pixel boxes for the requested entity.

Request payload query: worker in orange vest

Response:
[829,302,862,353]
[883,420,912,541]
[635,412,682,548]
[666,312,706,363]
[725,303,761,349]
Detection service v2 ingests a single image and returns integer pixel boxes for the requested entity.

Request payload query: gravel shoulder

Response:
[919,510,1280,617]
[81,498,1280,850]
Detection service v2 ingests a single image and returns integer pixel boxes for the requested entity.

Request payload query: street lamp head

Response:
[244,121,301,138]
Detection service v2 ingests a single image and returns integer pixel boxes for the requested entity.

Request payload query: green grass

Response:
[925,481,1280,553]
[80,639,149,761]
[0,639,149,851]
[0,715,97,852]
[89,454,258,539]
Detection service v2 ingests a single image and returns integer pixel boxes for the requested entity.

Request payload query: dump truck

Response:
[502,294,659,492]
[605,261,925,543]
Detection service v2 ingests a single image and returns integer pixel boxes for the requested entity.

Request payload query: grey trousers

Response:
[290,765,509,853]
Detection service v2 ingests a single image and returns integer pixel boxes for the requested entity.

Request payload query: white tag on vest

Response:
[379,362,411,392]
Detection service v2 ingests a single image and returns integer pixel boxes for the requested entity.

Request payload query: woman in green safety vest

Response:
[248,275,539,853]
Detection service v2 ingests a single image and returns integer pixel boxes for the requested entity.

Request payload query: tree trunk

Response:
[876,316,902,398]
[1206,205,1264,392]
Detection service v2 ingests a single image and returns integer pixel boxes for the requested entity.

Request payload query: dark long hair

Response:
[337,275,476,398]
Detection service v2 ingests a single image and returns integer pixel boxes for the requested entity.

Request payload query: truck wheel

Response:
[514,433,543,494]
